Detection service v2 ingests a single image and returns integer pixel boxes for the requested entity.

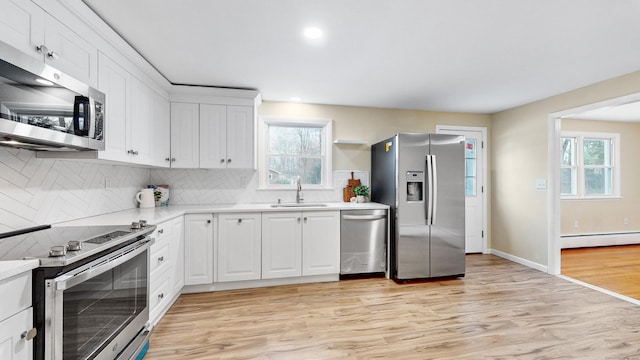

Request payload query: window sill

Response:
[561,196,622,201]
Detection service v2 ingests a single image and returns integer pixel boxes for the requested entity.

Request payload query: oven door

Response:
[44,240,151,360]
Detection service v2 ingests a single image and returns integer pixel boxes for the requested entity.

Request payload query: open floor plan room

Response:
[146,255,640,359]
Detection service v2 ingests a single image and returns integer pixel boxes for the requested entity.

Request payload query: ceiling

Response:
[83,0,640,114]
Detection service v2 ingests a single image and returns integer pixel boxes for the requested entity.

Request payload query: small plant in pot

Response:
[353,185,369,203]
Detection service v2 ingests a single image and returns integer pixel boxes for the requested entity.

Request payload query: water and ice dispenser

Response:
[406,171,424,202]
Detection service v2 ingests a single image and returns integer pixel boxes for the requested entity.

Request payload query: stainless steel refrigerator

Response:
[371,133,465,280]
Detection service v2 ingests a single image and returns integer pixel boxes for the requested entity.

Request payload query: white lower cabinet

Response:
[262,211,340,279]
[302,211,341,276]
[0,272,35,360]
[184,214,214,285]
[262,212,302,279]
[149,216,185,325]
[217,213,262,282]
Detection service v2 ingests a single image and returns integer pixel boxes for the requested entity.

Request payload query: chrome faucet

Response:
[296,176,304,203]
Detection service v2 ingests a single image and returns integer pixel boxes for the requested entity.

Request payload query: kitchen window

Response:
[560,131,620,199]
[259,117,332,189]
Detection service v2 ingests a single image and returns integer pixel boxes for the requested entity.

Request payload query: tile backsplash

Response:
[0,146,370,232]
[0,148,150,232]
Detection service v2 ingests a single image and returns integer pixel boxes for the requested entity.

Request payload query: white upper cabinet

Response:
[199,104,227,168]
[170,103,200,168]
[225,106,255,169]
[97,52,131,163]
[152,91,171,168]
[170,86,260,169]
[97,52,170,166]
[0,0,97,86]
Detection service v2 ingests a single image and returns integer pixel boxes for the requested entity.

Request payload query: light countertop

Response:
[1,202,388,280]
[56,202,389,227]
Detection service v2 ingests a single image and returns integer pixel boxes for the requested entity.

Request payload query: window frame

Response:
[258,116,333,190]
[560,131,620,200]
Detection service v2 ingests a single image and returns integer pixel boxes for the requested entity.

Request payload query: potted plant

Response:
[353,185,369,203]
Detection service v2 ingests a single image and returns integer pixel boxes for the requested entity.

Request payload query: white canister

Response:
[136,188,155,208]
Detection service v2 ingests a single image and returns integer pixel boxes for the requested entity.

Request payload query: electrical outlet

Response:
[105,177,112,191]
[535,179,547,189]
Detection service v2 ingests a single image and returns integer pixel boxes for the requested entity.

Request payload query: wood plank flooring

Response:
[146,254,640,359]
[562,244,640,299]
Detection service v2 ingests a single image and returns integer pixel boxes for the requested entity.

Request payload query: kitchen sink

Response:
[270,203,329,208]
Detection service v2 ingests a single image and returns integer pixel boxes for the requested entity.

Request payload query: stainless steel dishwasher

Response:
[340,209,388,276]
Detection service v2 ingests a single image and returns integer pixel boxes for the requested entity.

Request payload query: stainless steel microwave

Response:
[0,40,105,151]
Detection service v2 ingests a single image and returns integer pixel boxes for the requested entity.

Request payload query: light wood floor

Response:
[146,254,640,359]
[562,244,640,299]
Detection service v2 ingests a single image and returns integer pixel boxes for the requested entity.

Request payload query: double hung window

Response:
[560,131,620,199]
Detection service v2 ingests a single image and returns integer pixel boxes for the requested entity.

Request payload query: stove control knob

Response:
[131,222,141,230]
[139,220,147,228]
[67,241,82,251]
[49,245,67,257]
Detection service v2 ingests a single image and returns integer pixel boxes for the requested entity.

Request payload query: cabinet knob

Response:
[158,229,164,234]
[36,45,47,54]
[220,159,225,163]
[304,217,308,222]
[47,51,59,60]
[227,159,232,163]
[21,328,37,341]
[171,157,176,162]
[165,157,170,162]
[133,150,139,155]
[158,293,164,300]
[206,219,211,224]
[297,217,301,223]
[238,218,242,224]
[158,256,164,262]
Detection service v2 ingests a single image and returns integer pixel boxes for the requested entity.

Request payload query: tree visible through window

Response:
[560,131,619,198]
[260,117,332,188]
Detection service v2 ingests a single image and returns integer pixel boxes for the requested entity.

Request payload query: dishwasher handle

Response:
[342,214,386,221]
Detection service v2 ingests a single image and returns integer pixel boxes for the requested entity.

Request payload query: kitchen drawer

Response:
[150,240,171,276]
[149,268,172,317]
[0,272,31,322]
[153,222,172,245]
[0,307,34,359]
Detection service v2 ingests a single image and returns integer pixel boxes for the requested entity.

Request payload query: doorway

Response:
[436,125,488,254]
[549,93,640,301]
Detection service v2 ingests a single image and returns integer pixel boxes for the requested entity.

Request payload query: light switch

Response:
[535,178,547,189]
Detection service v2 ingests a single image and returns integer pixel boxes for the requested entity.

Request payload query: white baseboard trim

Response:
[557,275,640,306]
[489,249,548,273]
[561,232,640,249]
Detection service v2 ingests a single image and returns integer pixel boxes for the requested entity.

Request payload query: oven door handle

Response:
[54,239,152,291]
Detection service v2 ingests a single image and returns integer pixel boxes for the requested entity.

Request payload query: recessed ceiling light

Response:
[35,78,54,86]
[290,97,302,102]
[303,27,323,40]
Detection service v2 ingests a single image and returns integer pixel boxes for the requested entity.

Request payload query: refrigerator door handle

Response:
[431,155,438,225]
[426,155,434,225]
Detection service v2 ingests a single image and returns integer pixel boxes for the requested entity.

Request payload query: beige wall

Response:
[491,70,640,267]
[560,119,640,235]
[259,102,490,171]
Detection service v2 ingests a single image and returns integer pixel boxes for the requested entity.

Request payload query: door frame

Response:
[436,125,488,254]
[547,91,640,275]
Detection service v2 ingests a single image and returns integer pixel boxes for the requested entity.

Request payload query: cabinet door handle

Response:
[36,45,46,54]
[158,256,164,262]
[158,229,164,234]
[21,328,37,341]
[304,217,308,223]
[238,218,242,224]
[158,293,164,300]
[297,217,301,223]
[220,159,225,163]
[207,219,211,224]
[227,159,231,163]
[171,157,176,162]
